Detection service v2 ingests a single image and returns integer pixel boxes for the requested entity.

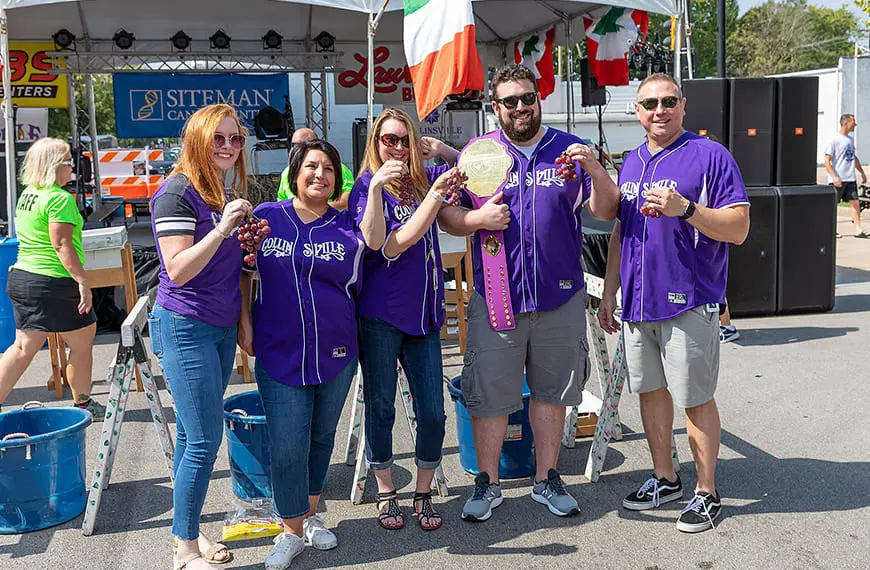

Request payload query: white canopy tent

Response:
[0,0,680,233]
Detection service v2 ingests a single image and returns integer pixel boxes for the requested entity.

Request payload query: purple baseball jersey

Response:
[459,128,593,314]
[616,131,750,323]
[251,201,365,387]
[348,164,449,336]
[151,175,243,328]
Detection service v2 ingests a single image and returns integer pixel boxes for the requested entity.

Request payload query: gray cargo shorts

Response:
[461,290,591,418]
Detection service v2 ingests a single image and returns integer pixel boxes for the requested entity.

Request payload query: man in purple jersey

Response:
[454,64,620,522]
[598,73,750,533]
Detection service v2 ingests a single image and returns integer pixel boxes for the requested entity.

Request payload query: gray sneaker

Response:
[461,472,503,522]
[76,398,106,421]
[531,469,580,517]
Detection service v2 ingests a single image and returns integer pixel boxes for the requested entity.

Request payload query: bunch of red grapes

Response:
[237,216,271,265]
[555,152,578,182]
[640,202,662,218]
[444,169,466,206]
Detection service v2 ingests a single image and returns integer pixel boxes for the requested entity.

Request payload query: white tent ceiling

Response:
[2,0,679,47]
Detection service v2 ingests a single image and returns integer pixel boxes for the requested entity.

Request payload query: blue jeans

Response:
[358,318,445,471]
[256,360,356,520]
[147,305,237,541]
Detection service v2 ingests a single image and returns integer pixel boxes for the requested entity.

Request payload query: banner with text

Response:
[113,73,289,138]
[0,42,68,108]
[335,44,498,111]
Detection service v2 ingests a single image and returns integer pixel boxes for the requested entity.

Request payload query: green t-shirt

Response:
[276,162,355,202]
[13,184,85,279]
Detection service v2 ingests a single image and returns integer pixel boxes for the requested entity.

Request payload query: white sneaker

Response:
[264,532,304,570]
[302,514,337,550]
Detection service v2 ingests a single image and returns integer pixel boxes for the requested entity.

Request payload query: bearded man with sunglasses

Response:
[597,73,750,533]
[453,63,620,523]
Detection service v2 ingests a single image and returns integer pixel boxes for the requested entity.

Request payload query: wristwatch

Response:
[681,200,696,220]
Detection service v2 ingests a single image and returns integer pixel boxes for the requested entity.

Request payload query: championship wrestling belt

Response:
[458,138,516,331]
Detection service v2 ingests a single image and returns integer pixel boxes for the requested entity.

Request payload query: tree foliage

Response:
[48,74,115,139]
[728,0,858,76]
[687,0,740,77]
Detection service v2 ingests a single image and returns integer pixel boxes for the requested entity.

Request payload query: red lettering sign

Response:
[338,46,412,95]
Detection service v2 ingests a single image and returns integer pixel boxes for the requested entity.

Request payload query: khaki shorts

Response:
[623,304,720,409]
[461,290,590,418]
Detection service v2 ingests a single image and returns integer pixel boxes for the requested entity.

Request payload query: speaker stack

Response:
[683,76,835,317]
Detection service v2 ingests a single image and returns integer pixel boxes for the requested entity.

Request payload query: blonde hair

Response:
[171,104,248,212]
[359,108,429,202]
[21,137,70,188]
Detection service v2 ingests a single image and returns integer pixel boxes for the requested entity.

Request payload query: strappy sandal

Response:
[413,492,443,531]
[172,538,231,564]
[173,552,203,570]
[376,490,405,530]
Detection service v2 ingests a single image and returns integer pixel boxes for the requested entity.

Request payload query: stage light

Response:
[52,29,76,50]
[262,30,283,50]
[210,30,231,50]
[314,31,335,52]
[113,29,135,50]
[170,30,192,51]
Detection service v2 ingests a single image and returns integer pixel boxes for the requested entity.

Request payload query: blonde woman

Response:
[147,104,252,570]
[0,137,104,418]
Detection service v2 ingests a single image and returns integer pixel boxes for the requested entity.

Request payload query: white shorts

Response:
[623,304,720,409]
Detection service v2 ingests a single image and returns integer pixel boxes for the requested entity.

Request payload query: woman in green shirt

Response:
[0,137,105,418]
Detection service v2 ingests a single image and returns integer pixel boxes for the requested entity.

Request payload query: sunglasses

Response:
[59,158,75,167]
[380,133,411,148]
[213,133,246,149]
[637,96,680,111]
[495,91,538,109]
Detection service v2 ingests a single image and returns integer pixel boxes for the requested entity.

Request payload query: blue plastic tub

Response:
[447,376,535,479]
[0,238,19,353]
[101,196,125,221]
[223,391,271,501]
[0,404,92,533]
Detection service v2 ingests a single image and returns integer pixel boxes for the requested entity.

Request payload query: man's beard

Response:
[500,109,541,143]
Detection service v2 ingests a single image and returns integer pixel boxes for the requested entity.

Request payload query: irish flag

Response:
[403,0,484,120]
[583,7,649,86]
[513,27,556,100]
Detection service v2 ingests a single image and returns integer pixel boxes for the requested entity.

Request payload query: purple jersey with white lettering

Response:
[150,174,243,327]
[617,131,749,322]
[251,201,365,387]
[348,164,449,336]
[459,128,593,314]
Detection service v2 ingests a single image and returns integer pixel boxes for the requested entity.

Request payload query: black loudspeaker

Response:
[352,118,368,175]
[729,78,777,187]
[776,77,819,186]
[682,78,730,146]
[727,187,778,318]
[579,58,606,107]
[776,185,836,314]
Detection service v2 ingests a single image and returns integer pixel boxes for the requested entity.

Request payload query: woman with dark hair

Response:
[238,140,396,570]
[147,104,252,570]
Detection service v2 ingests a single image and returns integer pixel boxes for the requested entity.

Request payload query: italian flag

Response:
[513,27,557,100]
[583,7,649,87]
[403,0,484,120]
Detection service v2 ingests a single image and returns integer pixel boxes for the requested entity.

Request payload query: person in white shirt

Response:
[824,114,868,237]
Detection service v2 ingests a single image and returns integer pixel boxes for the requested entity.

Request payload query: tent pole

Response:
[684,0,695,80]
[368,0,391,132]
[85,75,102,210]
[565,19,573,134]
[1,4,16,236]
[673,0,683,82]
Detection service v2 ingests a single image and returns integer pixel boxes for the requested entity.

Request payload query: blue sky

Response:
[737,0,864,17]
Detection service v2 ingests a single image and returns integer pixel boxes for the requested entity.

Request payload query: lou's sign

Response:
[336,45,415,105]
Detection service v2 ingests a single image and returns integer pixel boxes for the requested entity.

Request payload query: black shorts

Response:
[836,181,859,202]
[6,268,97,332]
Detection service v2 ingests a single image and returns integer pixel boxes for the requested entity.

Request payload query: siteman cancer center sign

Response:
[114,73,289,138]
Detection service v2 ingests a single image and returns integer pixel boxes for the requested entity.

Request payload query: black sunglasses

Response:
[495,91,539,109]
[380,133,411,148]
[637,96,680,111]
[213,133,246,149]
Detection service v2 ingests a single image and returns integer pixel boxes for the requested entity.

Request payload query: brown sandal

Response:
[413,492,443,531]
[376,490,405,530]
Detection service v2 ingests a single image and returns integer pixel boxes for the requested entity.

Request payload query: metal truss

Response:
[48,51,342,74]
[304,71,329,140]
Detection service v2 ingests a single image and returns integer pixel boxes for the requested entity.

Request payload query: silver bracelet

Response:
[214,226,232,239]
[428,191,447,203]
